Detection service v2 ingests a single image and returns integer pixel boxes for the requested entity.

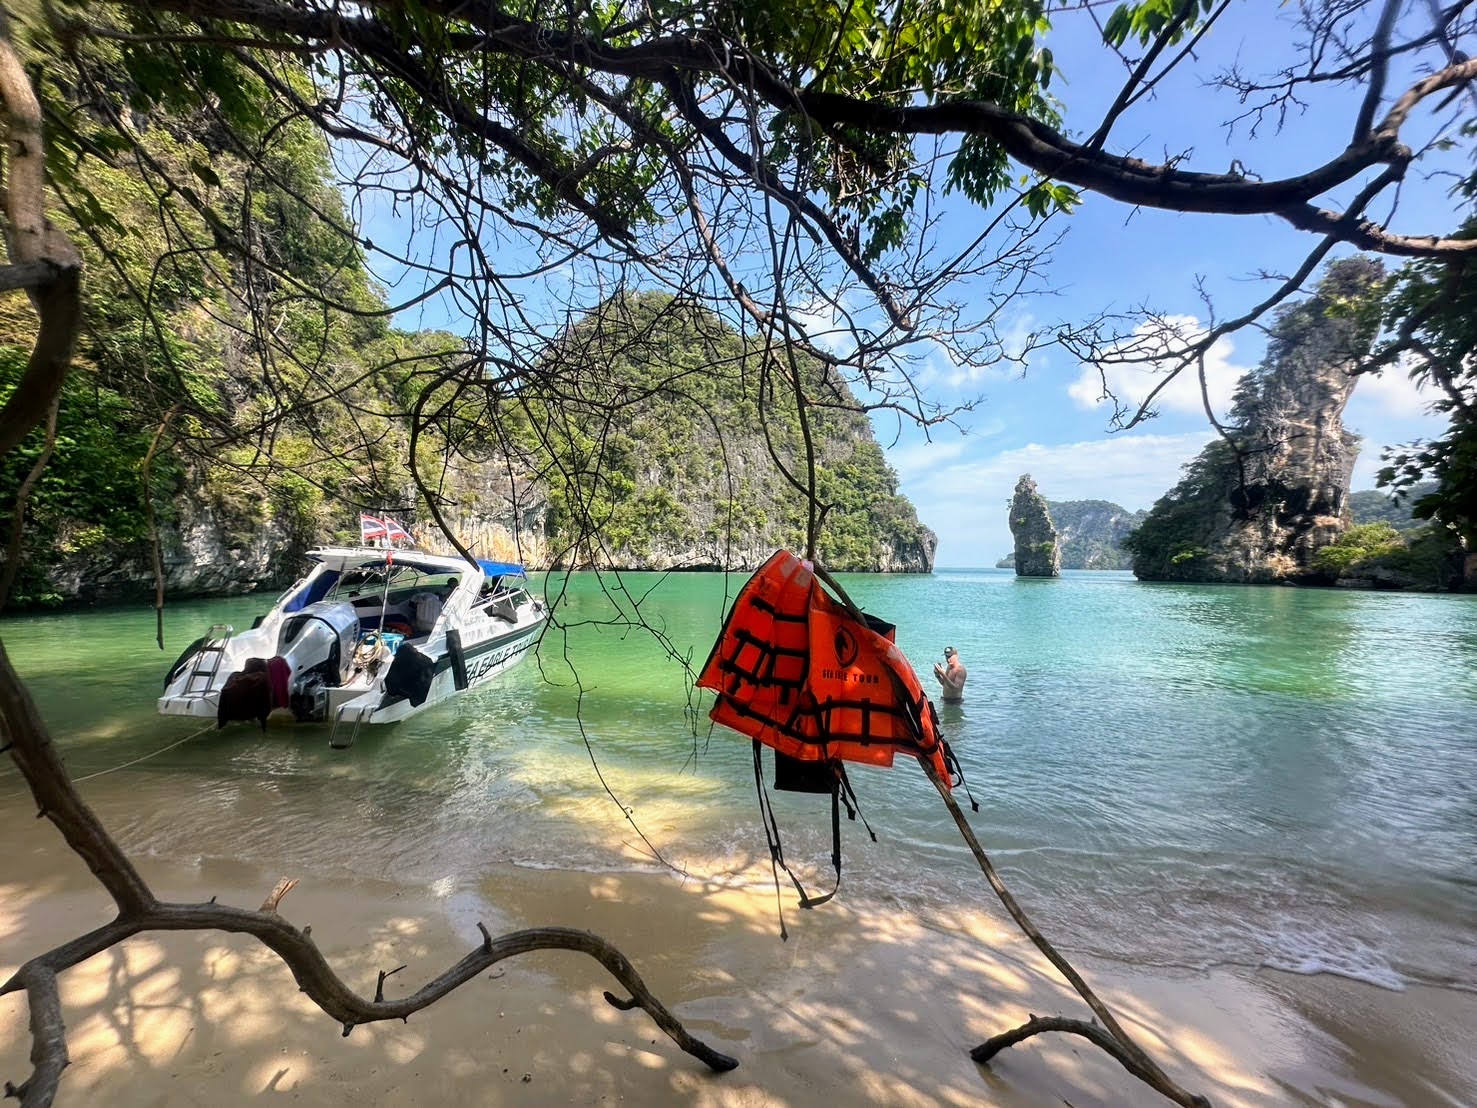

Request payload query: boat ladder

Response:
[184,624,233,697]
[328,702,375,750]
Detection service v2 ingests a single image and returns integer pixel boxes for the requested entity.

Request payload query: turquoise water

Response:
[3,569,1474,992]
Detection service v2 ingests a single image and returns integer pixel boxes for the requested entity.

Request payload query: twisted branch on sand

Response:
[0,640,737,1108]
[920,758,1211,1108]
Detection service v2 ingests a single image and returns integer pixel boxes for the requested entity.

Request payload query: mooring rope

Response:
[2,722,214,795]
[70,723,214,782]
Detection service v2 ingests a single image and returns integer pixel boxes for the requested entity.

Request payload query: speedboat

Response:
[158,547,546,745]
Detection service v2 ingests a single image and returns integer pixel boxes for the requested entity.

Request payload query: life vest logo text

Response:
[820,668,880,685]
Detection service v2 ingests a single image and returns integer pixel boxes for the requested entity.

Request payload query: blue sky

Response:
[878,5,1457,566]
[349,4,1459,569]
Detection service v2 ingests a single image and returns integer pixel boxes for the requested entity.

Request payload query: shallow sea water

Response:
[3,568,1474,993]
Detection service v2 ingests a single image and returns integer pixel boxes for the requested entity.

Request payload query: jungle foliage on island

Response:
[1310,521,1464,588]
[0,48,929,605]
[454,290,934,571]
[0,40,418,604]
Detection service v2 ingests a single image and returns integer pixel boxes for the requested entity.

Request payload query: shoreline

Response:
[5,838,1475,1106]
[8,566,1476,619]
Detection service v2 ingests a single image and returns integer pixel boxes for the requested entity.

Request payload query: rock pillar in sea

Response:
[1009,474,1061,578]
[1125,257,1386,585]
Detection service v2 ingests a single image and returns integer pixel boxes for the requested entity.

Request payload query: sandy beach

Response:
[4,811,1475,1108]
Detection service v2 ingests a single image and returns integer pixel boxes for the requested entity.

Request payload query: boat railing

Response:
[480,581,534,622]
[328,701,375,749]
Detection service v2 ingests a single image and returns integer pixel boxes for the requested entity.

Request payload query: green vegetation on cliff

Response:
[483,291,934,571]
[1374,217,1477,548]
[0,39,430,603]
[1313,522,1465,590]
[0,43,931,604]
[1119,437,1237,580]
[1347,486,1436,533]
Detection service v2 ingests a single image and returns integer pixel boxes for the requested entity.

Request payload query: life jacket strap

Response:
[837,764,878,843]
[942,738,980,812]
[751,742,843,919]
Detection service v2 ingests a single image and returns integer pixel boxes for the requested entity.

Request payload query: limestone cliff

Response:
[1124,258,1384,584]
[9,296,935,607]
[470,292,936,575]
[1008,474,1061,577]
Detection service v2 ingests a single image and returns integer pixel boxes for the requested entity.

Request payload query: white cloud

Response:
[1347,363,1438,420]
[899,432,1213,566]
[885,439,969,482]
[1068,315,1248,420]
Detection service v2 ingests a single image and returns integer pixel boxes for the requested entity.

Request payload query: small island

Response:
[1007,474,1060,577]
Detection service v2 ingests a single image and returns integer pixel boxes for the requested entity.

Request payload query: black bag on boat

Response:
[383,644,436,707]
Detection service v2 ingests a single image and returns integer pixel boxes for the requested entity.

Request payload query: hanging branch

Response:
[140,405,181,650]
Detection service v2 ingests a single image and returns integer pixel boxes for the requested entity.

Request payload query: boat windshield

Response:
[325,564,422,601]
[478,575,532,621]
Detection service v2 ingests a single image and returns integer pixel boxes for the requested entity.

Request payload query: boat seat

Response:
[484,596,519,623]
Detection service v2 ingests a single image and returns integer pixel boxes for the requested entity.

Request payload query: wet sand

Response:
[3,822,1475,1107]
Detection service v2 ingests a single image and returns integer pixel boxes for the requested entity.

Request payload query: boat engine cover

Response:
[278,601,358,681]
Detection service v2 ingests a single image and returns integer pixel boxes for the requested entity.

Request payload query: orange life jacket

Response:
[698,549,951,787]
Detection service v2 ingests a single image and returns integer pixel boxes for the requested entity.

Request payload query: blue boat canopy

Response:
[478,559,527,579]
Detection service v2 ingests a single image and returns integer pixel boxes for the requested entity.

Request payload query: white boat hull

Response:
[157,546,546,738]
[325,618,543,728]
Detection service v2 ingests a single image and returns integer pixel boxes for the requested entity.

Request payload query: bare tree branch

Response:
[2,965,68,1108]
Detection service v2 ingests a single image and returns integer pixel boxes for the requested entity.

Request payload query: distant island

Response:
[996,498,1147,570]
[994,488,1435,574]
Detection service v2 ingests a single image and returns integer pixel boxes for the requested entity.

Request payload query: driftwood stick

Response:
[2,965,68,1108]
[919,757,1210,1108]
[971,1013,1171,1088]
[374,964,407,1003]
[259,876,299,913]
